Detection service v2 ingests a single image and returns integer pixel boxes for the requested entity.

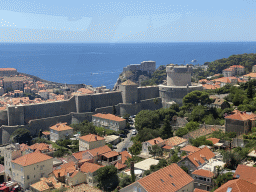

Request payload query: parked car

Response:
[132,129,136,135]
[112,145,117,149]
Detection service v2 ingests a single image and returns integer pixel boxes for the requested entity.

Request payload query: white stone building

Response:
[79,134,105,151]
[49,122,73,142]
[92,113,126,131]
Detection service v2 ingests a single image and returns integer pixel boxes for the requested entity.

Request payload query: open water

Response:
[1,42,256,89]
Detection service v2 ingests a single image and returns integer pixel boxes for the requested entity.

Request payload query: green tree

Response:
[175,128,188,137]
[135,110,160,131]
[129,141,142,156]
[10,128,32,144]
[119,175,132,188]
[247,80,254,99]
[161,115,173,139]
[148,144,163,158]
[222,150,243,170]
[112,105,117,115]
[96,165,119,191]
[184,121,199,132]
[169,153,181,163]
[183,90,212,110]
[213,172,234,189]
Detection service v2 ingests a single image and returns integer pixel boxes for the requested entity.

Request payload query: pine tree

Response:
[161,115,173,139]
[247,81,254,99]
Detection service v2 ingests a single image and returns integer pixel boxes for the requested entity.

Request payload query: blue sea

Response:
[1,42,256,89]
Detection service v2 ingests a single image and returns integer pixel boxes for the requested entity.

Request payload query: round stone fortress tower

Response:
[159,64,202,107]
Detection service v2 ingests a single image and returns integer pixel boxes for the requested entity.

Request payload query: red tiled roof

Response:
[115,162,127,170]
[192,169,214,178]
[50,122,73,131]
[120,151,131,164]
[102,151,119,158]
[29,143,51,152]
[53,162,76,178]
[164,136,187,147]
[202,84,221,90]
[186,147,215,167]
[134,163,194,192]
[12,152,53,167]
[214,179,256,192]
[42,131,50,136]
[72,151,87,161]
[225,111,256,121]
[146,137,164,146]
[79,134,105,142]
[92,113,126,122]
[207,138,220,145]
[243,72,256,78]
[77,88,94,94]
[121,80,138,85]
[80,162,103,173]
[230,65,244,69]
[0,68,17,71]
[180,145,200,153]
[88,145,112,157]
[234,164,256,184]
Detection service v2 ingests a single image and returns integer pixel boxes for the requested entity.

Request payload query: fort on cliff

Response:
[0,64,202,144]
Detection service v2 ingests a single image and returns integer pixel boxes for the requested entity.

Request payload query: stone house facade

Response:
[11,152,53,189]
[92,113,126,131]
[142,137,164,155]
[79,134,105,151]
[192,169,214,191]
[49,122,74,142]
[225,111,256,135]
[177,147,215,174]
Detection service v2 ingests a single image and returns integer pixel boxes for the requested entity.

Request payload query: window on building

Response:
[41,173,44,177]
[12,164,14,169]
[34,175,35,178]
[27,175,29,180]
[20,167,23,172]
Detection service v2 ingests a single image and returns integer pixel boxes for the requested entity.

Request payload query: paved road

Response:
[115,128,134,152]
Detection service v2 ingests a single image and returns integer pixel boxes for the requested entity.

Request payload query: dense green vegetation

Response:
[70,120,118,136]
[96,165,119,191]
[10,128,32,144]
[141,65,166,86]
[195,53,256,80]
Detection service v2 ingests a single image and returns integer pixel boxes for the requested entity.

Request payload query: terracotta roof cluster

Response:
[92,113,126,122]
[180,145,200,154]
[121,80,138,86]
[12,152,53,167]
[79,134,105,142]
[164,136,187,148]
[225,110,256,121]
[0,68,17,71]
[87,145,112,157]
[234,164,256,184]
[53,161,77,178]
[80,162,103,173]
[206,138,220,145]
[186,147,215,167]
[50,122,73,131]
[124,163,193,192]
[243,72,256,78]
[214,179,256,192]
[102,151,119,158]
[71,88,94,96]
[192,169,214,178]
[202,84,221,90]
[120,150,131,164]
[146,137,164,145]
[72,151,87,161]
[30,176,67,192]
[42,131,50,136]
[65,183,102,192]
[115,162,127,170]
[230,65,245,69]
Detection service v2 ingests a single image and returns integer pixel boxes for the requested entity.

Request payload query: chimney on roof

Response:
[154,140,157,145]
[75,165,78,170]
[95,136,97,141]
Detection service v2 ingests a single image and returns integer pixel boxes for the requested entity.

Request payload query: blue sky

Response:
[0,0,256,42]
